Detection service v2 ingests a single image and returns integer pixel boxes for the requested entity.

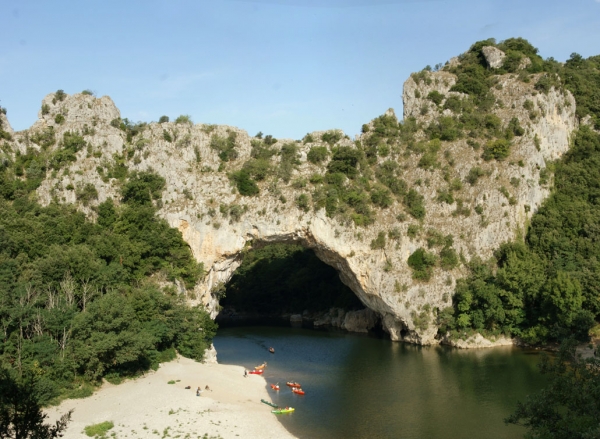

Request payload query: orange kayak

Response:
[249,370,263,375]
[292,388,305,395]
[270,384,280,391]
[286,382,301,388]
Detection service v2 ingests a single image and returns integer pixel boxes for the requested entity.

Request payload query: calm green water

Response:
[213,326,546,439]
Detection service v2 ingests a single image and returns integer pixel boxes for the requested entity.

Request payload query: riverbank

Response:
[45,356,297,439]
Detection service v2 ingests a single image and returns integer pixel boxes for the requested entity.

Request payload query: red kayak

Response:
[292,388,305,395]
[270,384,280,391]
[249,370,264,375]
[286,382,301,388]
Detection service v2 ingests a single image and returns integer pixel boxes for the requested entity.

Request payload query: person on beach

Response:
[196,387,202,396]
[244,370,247,377]
[205,385,211,391]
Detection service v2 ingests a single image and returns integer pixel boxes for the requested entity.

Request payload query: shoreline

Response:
[45,356,297,439]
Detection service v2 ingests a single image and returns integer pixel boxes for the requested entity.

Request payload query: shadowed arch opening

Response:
[216,242,379,331]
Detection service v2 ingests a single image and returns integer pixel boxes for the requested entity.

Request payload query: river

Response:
[213,326,546,439]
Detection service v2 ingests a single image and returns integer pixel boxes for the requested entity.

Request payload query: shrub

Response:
[407,224,420,238]
[321,130,342,145]
[162,130,173,143]
[54,89,66,103]
[427,90,445,106]
[76,183,99,206]
[303,133,315,143]
[159,115,169,123]
[370,185,393,208]
[440,246,459,270]
[263,134,277,146]
[327,147,361,177]
[41,103,50,115]
[370,231,386,250]
[81,89,94,96]
[230,170,259,196]
[443,96,462,113]
[242,158,271,181]
[427,116,460,141]
[296,194,310,212]
[211,131,239,162]
[404,189,426,220]
[466,167,486,185]
[84,421,114,437]
[483,138,511,160]
[506,117,525,138]
[436,189,454,204]
[175,114,192,124]
[407,248,437,281]
[309,173,324,184]
[307,146,328,164]
[54,114,65,124]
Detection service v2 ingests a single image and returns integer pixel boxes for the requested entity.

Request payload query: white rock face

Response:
[482,46,506,69]
[6,67,576,347]
[442,333,514,349]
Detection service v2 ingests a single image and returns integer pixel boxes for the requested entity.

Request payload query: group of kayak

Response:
[251,349,304,414]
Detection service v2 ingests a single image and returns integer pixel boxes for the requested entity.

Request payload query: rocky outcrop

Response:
[482,46,506,69]
[3,56,579,347]
[442,333,514,349]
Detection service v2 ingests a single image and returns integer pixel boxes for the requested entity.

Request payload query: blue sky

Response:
[1,0,599,139]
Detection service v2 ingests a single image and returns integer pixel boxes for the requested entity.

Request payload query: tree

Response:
[0,369,72,439]
[506,339,600,439]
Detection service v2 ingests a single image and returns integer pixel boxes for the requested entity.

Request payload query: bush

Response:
[483,138,511,160]
[407,248,437,281]
[162,130,173,143]
[76,183,99,206]
[370,231,386,250]
[230,169,259,196]
[159,115,169,123]
[427,90,445,106]
[443,96,462,113]
[54,114,65,124]
[211,131,239,162]
[321,130,342,145]
[175,114,192,124]
[370,185,393,208]
[327,147,361,177]
[440,246,459,270]
[81,89,94,96]
[404,189,426,220]
[84,421,114,437]
[466,167,486,185]
[296,194,310,212]
[54,89,66,102]
[307,146,328,164]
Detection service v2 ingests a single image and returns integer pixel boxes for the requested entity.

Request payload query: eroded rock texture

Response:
[3,61,578,346]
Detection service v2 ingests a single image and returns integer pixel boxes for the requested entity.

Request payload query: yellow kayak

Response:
[272,407,295,414]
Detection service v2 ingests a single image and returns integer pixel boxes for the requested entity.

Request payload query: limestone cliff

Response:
[3,50,578,346]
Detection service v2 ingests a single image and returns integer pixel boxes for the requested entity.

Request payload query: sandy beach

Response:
[45,356,297,439]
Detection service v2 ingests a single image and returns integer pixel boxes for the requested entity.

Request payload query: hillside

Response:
[1,38,599,350]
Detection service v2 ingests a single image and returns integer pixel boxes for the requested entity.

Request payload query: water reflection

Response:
[214,327,545,439]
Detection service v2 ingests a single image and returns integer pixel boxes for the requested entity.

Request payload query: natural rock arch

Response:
[13,54,576,346]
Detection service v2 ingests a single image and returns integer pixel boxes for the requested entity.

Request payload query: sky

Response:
[1,0,599,139]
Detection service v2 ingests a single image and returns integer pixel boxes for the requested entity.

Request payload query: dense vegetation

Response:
[507,338,600,439]
[439,39,600,345]
[220,243,364,315]
[0,134,215,406]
